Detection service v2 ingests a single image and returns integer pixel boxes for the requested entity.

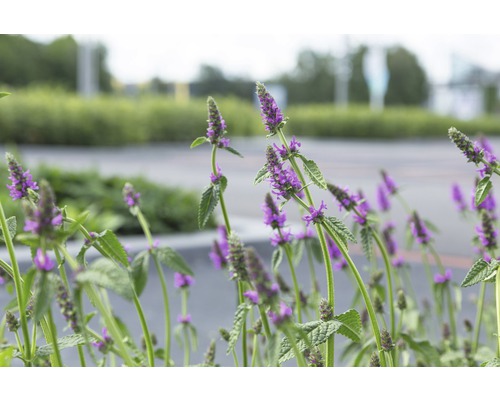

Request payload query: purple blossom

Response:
[268,302,293,326]
[392,256,405,268]
[210,164,223,184]
[382,222,398,256]
[409,212,431,245]
[209,226,229,270]
[270,229,293,247]
[6,153,38,201]
[476,211,497,250]
[273,136,301,159]
[246,247,279,306]
[92,327,112,353]
[243,290,259,305]
[478,150,497,178]
[353,198,369,226]
[123,183,140,208]
[478,135,495,154]
[24,181,62,238]
[206,97,230,148]
[33,249,55,272]
[377,184,391,212]
[177,314,192,324]
[327,184,358,212]
[173,272,195,289]
[434,269,452,284]
[448,127,483,165]
[451,183,468,212]
[381,170,398,195]
[327,238,347,271]
[303,201,327,226]
[148,239,160,252]
[256,82,284,134]
[266,145,302,200]
[262,193,286,229]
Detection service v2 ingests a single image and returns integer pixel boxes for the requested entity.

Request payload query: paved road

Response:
[1,136,496,366]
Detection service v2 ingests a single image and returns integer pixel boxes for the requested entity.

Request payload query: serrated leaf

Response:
[0,92,10,99]
[271,246,283,273]
[190,136,208,148]
[198,184,220,229]
[360,226,373,261]
[0,216,17,242]
[130,250,150,297]
[481,358,500,367]
[325,216,356,243]
[254,165,270,185]
[96,230,130,267]
[299,156,327,189]
[291,239,304,266]
[35,334,91,358]
[279,320,341,364]
[226,303,251,355]
[476,175,492,207]
[223,146,243,158]
[76,258,134,301]
[33,272,59,323]
[219,176,228,193]
[334,309,362,342]
[156,246,194,276]
[400,333,442,366]
[461,259,492,287]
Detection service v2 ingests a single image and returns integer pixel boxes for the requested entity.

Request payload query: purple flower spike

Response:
[476,211,497,250]
[173,272,195,289]
[434,269,452,284]
[177,314,192,324]
[210,164,223,184]
[256,82,284,135]
[123,182,140,208]
[206,97,230,148]
[303,201,327,226]
[92,327,113,353]
[327,184,358,212]
[209,226,229,270]
[262,193,286,229]
[448,127,483,165]
[6,153,38,201]
[451,183,468,212]
[409,212,431,245]
[266,145,302,201]
[24,180,62,238]
[377,184,391,212]
[243,290,259,305]
[268,302,293,326]
[353,198,369,226]
[34,249,55,272]
[270,229,293,247]
[246,247,279,307]
[381,170,398,195]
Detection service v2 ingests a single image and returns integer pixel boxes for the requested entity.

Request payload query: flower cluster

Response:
[270,230,293,247]
[273,136,301,159]
[123,182,140,208]
[56,282,80,333]
[33,249,55,272]
[327,184,358,212]
[476,210,497,251]
[409,211,431,245]
[268,301,292,326]
[24,180,62,238]
[209,226,229,270]
[377,183,391,212]
[227,233,249,282]
[6,153,38,201]
[174,273,195,289]
[177,314,192,324]
[448,127,483,165]
[256,82,284,135]
[434,269,452,284]
[451,183,468,212]
[93,327,113,354]
[206,97,230,148]
[266,145,302,201]
[210,164,223,184]
[262,192,286,229]
[382,222,405,268]
[380,170,398,195]
[303,201,327,226]
[246,247,279,306]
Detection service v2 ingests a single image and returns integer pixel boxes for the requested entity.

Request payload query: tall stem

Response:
[279,233,302,323]
[472,282,487,353]
[496,267,500,357]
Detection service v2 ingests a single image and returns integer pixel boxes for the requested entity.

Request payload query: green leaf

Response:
[0,216,17,242]
[35,334,91,358]
[299,155,327,189]
[271,246,283,273]
[323,216,357,249]
[254,165,270,185]
[226,303,251,355]
[219,176,228,193]
[360,226,373,261]
[461,259,493,287]
[475,175,492,207]
[190,136,208,148]
[291,239,304,266]
[334,309,362,343]
[21,268,37,310]
[96,230,130,267]
[0,347,14,367]
[481,358,500,367]
[33,272,59,323]
[198,184,220,229]
[279,320,341,364]
[130,250,150,297]
[0,92,11,99]
[156,246,194,276]
[223,146,244,158]
[76,258,134,301]
[310,237,324,263]
[400,333,442,366]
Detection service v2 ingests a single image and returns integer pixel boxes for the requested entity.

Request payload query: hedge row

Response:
[1,87,500,145]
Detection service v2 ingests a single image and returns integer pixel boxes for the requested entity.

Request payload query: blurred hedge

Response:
[2,87,500,145]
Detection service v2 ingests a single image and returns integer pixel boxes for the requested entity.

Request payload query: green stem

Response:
[284,326,307,367]
[496,265,500,357]
[372,231,396,341]
[472,282,487,353]
[0,201,31,366]
[77,345,87,367]
[237,281,248,367]
[251,333,258,367]
[132,294,155,367]
[46,308,63,367]
[280,233,302,323]
[181,289,191,366]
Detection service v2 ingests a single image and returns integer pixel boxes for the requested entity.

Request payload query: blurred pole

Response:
[77,36,99,98]
[363,46,389,111]
[175,82,190,103]
[335,35,351,108]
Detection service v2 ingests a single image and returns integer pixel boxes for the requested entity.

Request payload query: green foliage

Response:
[461,259,498,287]
[226,303,251,355]
[198,184,220,229]
[475,175,492,207]
[155,246,194,276]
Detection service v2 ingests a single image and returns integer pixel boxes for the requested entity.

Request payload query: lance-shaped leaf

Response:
[334,309,362,343]
[0,92,11,99]
[400,333,442,366]
[272,246,283,273]
[96,229,130,267]
[76,258,134,301]
[198,184,220,229]
[475,175,492,207]
[226,303,251,355]
[130,250,150,297]
[190,136,208,148]
[34,334,92,358]
[33,271,60,323]
[298,155,327,189]
[223,146,243,158]
[254,164,270,185]
[360,226,374,261]
[461,258,496,287]
[0,216,17,242]
[156,246,194,276]
[324,216,357,244]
